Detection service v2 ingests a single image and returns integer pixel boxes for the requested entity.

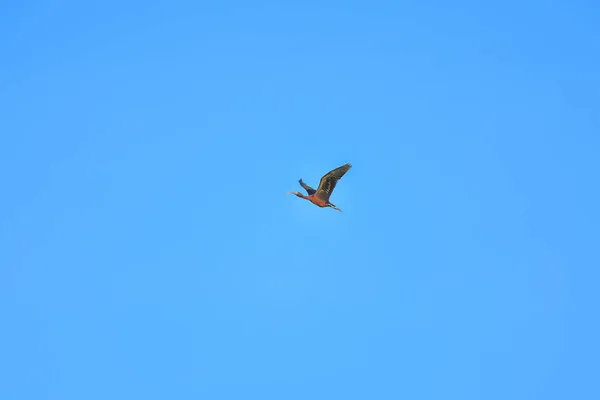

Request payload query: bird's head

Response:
[286,191,303,198]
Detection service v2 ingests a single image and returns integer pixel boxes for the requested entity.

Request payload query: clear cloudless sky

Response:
[1,1,599,399]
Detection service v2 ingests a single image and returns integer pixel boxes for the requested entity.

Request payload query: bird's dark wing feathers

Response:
[315,163,352,201]
[298,179,316,195]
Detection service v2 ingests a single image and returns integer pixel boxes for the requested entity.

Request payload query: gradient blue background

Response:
[2,1,599,399]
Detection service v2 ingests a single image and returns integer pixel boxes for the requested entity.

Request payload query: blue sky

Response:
[1,1,599,399]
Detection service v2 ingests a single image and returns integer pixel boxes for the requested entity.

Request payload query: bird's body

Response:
[287,163,352,212]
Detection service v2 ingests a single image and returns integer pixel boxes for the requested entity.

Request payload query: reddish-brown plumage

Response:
[297,193,328,207]
[287,163,352,212]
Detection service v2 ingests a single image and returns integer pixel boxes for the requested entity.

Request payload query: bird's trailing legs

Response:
[328,203,342,212]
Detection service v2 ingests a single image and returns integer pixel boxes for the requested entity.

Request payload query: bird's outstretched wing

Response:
[315,163,352,202]
[298,179,317,195]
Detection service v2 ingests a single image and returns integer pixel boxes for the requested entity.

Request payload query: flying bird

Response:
[287,163,352,212]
